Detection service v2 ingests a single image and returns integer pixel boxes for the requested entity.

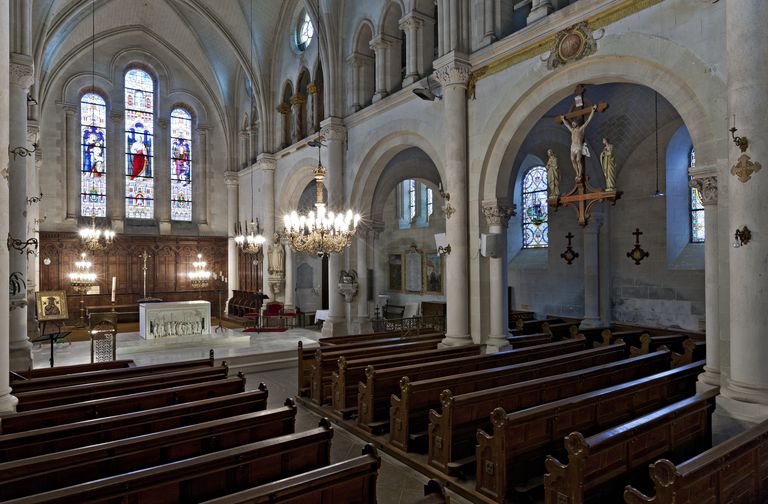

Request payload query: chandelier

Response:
[69,252,97,327]
[235,219,265,255]
[79,215,115,251]
[282,141,360,257]
[188,253,211,289]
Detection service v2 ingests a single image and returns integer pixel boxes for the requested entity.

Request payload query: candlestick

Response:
[111,276,116,302]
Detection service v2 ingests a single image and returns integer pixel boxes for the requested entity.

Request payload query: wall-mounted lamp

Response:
[9,143,38,161]
[27,192,43,205]
[733,226,751,248]
[438,244,452,256]
[437,182,455,219]
[26,93,37,105]
[7,233,38,256]
[730,115,749,153]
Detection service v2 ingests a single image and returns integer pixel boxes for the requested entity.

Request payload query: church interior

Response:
[1,0,767,502]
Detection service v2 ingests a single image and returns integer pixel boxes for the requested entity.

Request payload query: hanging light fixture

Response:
[234,0,266,255]
[651,90,665,198]
[188,253,211,289]
[282,140,361,257]
[78,0,115,248]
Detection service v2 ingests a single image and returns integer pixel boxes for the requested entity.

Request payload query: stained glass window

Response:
[170,108,192,221]
[426,186,433,218]
[689,148,705,243]
[296,11,313,52]
[80,93,107,217]
[522,165,549,248]
[125,68,154,219]
[408,179,416,221]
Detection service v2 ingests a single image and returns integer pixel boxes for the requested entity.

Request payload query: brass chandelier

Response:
[188,253,211,289]
[235,219,265,255]
[79,214,115,251]
[282,141,360,257]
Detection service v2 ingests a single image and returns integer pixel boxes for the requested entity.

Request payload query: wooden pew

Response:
[624,416,768,504]
[357,339,588,433]
[14,365,230,411]
[392,343,643,453]
[513,317,563,334]
[592,329,647,348]
[10,356,216,393]
[3,421,333,504]
[200,445,380,504]
[542,321,580,340]
[474,361,704,503]
[331,344,483,415]
[544,389,718,504]
[671,339,706,367]
[0,375,251,434]
[0,391,273,462]
[297,332,444,396]
[504,332,551,348]
[0,405,300,499]
[425,344,661,472]
[309,335,445,404]
[318,326,438,346]
[11,360,134,380]
[629,333,691,356]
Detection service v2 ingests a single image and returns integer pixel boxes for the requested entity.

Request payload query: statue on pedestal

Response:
[546,149,560,197]
[600,137,616,192]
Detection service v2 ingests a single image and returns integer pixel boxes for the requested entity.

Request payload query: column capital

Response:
[320,117,346,142]
[110,111,123,122]
[369,34,397,52]
[290,93,306,106]
[434,56,472,88]
[157,118,168,130]
[307,82,318,95]
[61,103,76,115]
[346,52,373,67]
[224,170,239,186]
[256,153,277,172]
[690,176,718,206]
[276,103,290,115]
[9,59,34,90]
[399,14,424,32]
[482,200,516,226]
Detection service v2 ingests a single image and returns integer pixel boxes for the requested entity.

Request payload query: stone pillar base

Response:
[697,367,721,393]
[403,74,420,87]
[351,317,373,335]
[321,317,347,338]
[485,336,510,353]
[0,391,18,413]
[10,343,32,372]
[439,334,473,348]
[714,395,768,442]
[372,92,388,103]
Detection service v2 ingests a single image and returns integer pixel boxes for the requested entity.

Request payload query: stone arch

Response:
[351,20,375,109]
[275,155,319,218]
[379,1,406,94]
[479,38,725,204]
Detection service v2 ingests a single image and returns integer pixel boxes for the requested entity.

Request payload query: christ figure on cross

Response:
[561,104,597,182]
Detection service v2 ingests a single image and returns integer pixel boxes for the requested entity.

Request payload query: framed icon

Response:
[35,290,69,321]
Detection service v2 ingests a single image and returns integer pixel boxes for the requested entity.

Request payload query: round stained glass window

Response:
[296,11,314,52]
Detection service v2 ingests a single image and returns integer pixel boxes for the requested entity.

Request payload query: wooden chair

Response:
[88,312,117,363]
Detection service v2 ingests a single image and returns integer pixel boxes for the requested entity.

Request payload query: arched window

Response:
[295,11,314,52]
[124,68,154,219]
[80,92,107,217]
[521,165,548,248]
[689,148,705,243]
[170,108,192,222]
[397,179,434,229]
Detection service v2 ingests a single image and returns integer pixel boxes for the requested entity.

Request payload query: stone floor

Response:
[29,328,464,504]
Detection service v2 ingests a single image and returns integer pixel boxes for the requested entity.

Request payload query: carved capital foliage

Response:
[290,93,306,106]
[223,171,239,186]
[320,123,346,142]
[9,61,34,90]
[157,118,168,129]
[482,203,516,226]
[435,61,471,88]
[307,82,318,95]
[276,103,290,115]
[256,154,277,172]
[398,15,423,32]
[689,176,717,206]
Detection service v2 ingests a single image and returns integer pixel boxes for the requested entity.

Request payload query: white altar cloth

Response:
[140,301,211,339]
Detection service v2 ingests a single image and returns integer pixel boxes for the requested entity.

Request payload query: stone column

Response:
[321,118,347,337]
[249,121,259,163]
[435,55,472,346]
[25,123,40,342]
[690,177,720,391]
[718,0,768,424]
[277,104,290,149]
[156,118,170,233]
[482,201,515,352]
[0,0,18,410]
[63,105,77,220]
[238,129,248,170]
[307,83,318,133]
[258,154,276,301]
[399,15,422,86]
[284,239,295,309]
[195,127,209,226]
[8,55,34,371]
[354,232,372,334]
[346,54,364,112]
[290,93,305,144]
[224,171,239,302]
[527,0,554,24]
[482,0,496,46]
[581,219,602,328]
[369,36,391,102]
[109,112,124,232]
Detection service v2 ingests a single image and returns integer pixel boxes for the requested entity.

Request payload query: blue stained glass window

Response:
[170,108,192,222]
[689,148,705,243]
[80,93,107,217]
[522,165,549,248]
[125,69,154,219]
[296,12,313,52]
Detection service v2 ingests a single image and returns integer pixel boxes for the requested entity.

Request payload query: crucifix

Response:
[549,84,621,226]
[139,249,151,300]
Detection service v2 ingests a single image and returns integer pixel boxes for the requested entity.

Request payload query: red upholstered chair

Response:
[261,302,284,328]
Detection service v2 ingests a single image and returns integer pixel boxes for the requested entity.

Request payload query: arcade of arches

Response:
[1,0,768,481]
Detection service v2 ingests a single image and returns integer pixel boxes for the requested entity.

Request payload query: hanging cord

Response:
[91,0,95,91]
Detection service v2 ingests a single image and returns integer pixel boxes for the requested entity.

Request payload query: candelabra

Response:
[68,252,97,327]
[188,253,211,291]
[79,215,115,251]
[234,219,266,255]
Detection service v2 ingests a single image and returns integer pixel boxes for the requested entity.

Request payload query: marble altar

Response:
[140,300,211,339]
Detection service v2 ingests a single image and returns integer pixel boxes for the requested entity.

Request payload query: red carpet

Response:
[243,327,288,333]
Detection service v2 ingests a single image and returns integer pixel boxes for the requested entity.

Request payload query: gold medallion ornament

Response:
[731,153,762,183]
[546,22,599,70]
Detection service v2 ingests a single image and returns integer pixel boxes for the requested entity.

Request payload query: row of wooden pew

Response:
[295,316,768,503]
[2,354,382,503]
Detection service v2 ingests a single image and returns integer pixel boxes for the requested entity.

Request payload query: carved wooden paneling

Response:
[237,249,263,293]
[39,233,228,314]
